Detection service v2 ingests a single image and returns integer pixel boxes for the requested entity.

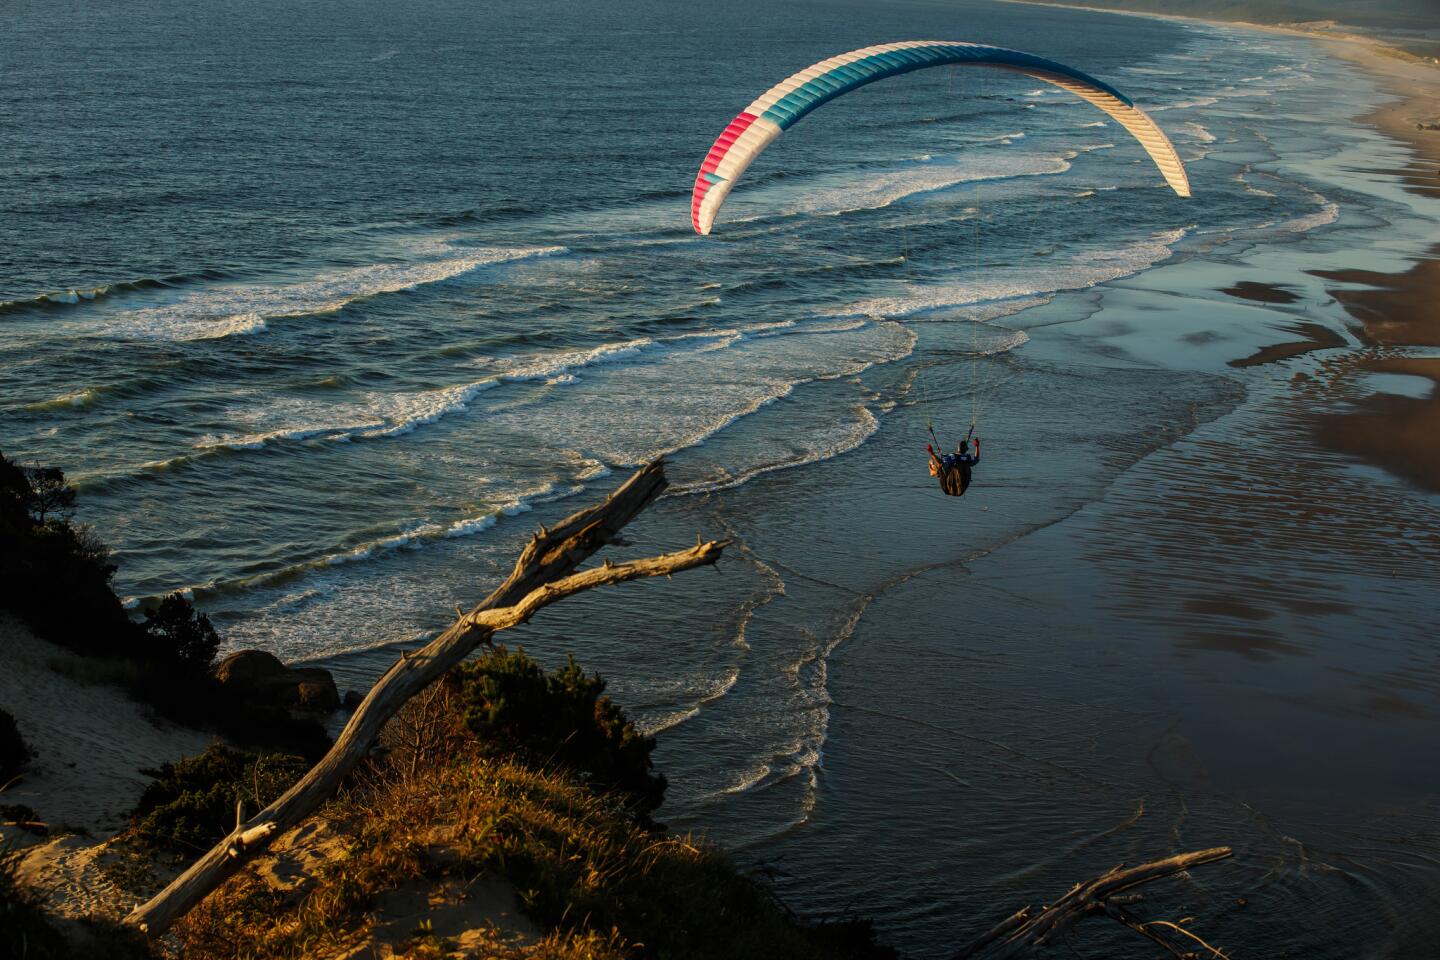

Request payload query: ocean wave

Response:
[23,386,109,412]
[636,668,741,736]
[676,406,881,496]
[1176,121,1216,144]
[729,151,1072,225]
[1275,200,1340,234]
[195,377,501,451]
[907,300,1051,326]
[497,318,913,470]
[121,481,581,609]
[833,229,1186,321]
[479,337,657,382]
[97,321,886,482]
[202,334,711,455]
[1150,96,1220,112]
[0,274,203,316]
[91,243,565,341]
[716,763,773,795]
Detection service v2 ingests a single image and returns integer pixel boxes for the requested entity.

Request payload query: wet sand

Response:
[1219,280,1299,305]
[1012,3,1440,492]
[1315,356,1440,493]
[1226,321,1345,368]
[1310,249,1440,347]
[1277,31,1440,492]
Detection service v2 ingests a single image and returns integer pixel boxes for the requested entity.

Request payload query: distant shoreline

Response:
[1005,0,1440,494]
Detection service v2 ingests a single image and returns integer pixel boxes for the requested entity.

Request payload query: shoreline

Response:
[1009,0,1440,493]
[1291,26,1440,494]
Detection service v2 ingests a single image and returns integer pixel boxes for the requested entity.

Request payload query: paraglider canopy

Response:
[691,40,1191,235]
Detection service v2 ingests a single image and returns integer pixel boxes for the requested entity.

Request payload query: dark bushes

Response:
[140,594,221,684]
[452,646,666,819]
[0,453,133,657]
[0,451,328,757]
[132,743,308,852]
[0,708,30,783]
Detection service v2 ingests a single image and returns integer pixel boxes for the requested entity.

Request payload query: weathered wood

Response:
[125,460,728,935]
[954,847,1233,960]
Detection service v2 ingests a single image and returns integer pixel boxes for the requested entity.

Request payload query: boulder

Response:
[213,650,340,714]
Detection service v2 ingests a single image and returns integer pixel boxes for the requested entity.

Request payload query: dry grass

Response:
[167,690,891,960]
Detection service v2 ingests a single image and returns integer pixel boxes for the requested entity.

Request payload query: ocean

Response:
[4,0,1439,955]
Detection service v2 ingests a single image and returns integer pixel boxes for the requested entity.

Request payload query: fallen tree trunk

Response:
[955,846,1233,959]
[125,460,728,936]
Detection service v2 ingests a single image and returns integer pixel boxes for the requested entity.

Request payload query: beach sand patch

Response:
[1315,356,1440,494]
[0,615,213,836]
[1220,280,1300,305]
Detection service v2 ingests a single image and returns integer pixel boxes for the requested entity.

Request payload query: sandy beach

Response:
[1296,32,1440,493]
[0,616,213,835]
[1010,3,1440,492]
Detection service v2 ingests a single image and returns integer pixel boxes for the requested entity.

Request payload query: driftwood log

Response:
[124,460,728,935]
[955,847,1234,959]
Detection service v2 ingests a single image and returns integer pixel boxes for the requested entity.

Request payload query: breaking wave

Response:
[86,243,565,341]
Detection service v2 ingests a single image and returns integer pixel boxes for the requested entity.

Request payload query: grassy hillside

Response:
[152,652,894,960]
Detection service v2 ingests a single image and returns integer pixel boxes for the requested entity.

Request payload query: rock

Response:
[213,650,340,714]
[342,689,363,712]
[295,681,338,712]
[212,650,286,686]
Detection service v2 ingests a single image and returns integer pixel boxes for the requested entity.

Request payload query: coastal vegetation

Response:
[453,648,667,822]
[0,449,329,758]
[166,648,894,960]
[130,746,309,854]
[1,454,894,958]
[0,709,29,785]
[0,456,1239,959]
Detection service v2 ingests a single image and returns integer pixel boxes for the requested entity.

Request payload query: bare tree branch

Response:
[124,460,728,936]
[953,847,1233,960]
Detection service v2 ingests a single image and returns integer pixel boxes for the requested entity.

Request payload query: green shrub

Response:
[139,593,220,681]
[452,647,666,819]
[0,709,30,784]
[0,450,136,655]
[0,451,332,778]
[131,743,307,852]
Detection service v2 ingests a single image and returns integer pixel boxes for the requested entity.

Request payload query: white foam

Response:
[1150,96,1220,112]
[731,152,1071,224]
[483,318,915,470]
[716,763,772,796]
[635,668,741,736]
[482,337,656,382]
[1276,200,1340,233]
[678,406,881,496]
[1176,121,1216,143]
[91,243,564,341]
[834,230,1185,321]
[638,707,701,736]
[195,378,499,451]
[24,388,104,412]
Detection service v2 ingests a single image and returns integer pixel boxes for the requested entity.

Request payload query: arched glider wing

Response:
[691,41,1190,235]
